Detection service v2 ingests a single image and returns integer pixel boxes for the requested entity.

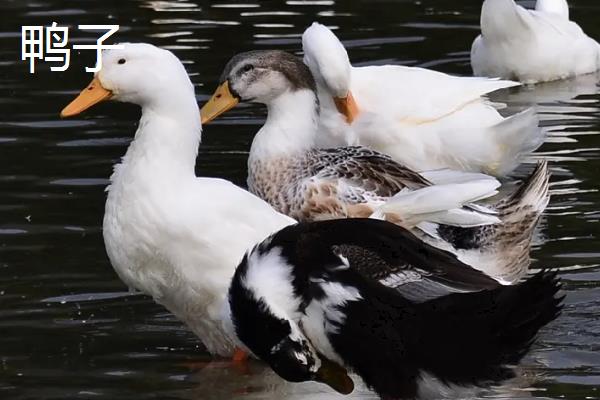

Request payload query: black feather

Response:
[332,269,562,398]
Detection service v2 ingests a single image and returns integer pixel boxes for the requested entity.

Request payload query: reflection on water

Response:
[1,0,599,399]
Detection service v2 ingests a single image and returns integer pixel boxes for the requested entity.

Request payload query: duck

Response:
[200,49,551,285]
[228,218,564,399]
[471,0,600,84]
[59,43,298,357]
[300,22,543,176]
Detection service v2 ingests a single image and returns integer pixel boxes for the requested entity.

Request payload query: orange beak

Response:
[60,76,113,118]
[200,81,240,124]
[333,91,359,124]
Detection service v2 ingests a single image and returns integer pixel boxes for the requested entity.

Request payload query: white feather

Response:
[379,271,424,287]
[536,0,569,18]
[301,279,362,365]
[242,247,303,322]
[420,169,498,185]
[371,180,501,227]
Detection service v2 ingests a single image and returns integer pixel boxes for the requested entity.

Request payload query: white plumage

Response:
[371,180,501,228]
[536,0,570,18]
[471,0,600,84]
[302,22,543,176]
[62,43,296,357]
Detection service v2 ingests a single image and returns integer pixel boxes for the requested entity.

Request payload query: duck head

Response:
[266,331,355,395]
[200,50,316,124]
[61,43,195,116]
[228,250,354,394]
[535,0,569,19]
[302,22,359,123]
[233,302,354,394]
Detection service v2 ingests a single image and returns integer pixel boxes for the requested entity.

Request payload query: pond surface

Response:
[1,0,599,399]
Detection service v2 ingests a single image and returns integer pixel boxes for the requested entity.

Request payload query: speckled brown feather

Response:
[436,161,550,282]
[248,146,428,223]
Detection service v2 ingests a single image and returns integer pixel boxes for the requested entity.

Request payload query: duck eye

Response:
[242,64,254,72]
[118,58,126,65]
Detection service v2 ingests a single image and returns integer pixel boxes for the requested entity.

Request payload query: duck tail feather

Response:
[437,161,550,283]
[416,269,563,386]
[497,160,551,219]
[487,107,544,176]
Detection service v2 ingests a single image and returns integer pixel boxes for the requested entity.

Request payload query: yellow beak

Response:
[333,90,359,124]
[314,357,354,395]
[200,81,239,124]
[60,76,113,118]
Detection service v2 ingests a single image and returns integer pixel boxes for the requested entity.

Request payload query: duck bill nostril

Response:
[60,76,113,118]
[200,80,240,124]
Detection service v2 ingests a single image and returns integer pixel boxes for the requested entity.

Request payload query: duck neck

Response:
[315,82,338,112]
[119,93,202,181]
[249,89,319,163]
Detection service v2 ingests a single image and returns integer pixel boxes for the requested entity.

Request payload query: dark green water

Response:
[1,0,599,399]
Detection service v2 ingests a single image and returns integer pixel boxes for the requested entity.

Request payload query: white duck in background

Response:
[60,43,297,357]
[471,0,600,84]
[301,22,543,177]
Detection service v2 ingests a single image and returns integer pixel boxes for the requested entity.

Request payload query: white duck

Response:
[301,22,543,177]
[60,43,296,357]
[471,0,600,84]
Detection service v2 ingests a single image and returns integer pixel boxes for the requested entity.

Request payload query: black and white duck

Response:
[228,218,563,399]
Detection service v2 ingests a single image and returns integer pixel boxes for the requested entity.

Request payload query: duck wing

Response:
[273,218,500,300]
[354,64,518,120]
[309,147,430,197]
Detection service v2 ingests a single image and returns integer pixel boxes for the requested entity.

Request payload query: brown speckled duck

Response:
[201,50,550,285]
